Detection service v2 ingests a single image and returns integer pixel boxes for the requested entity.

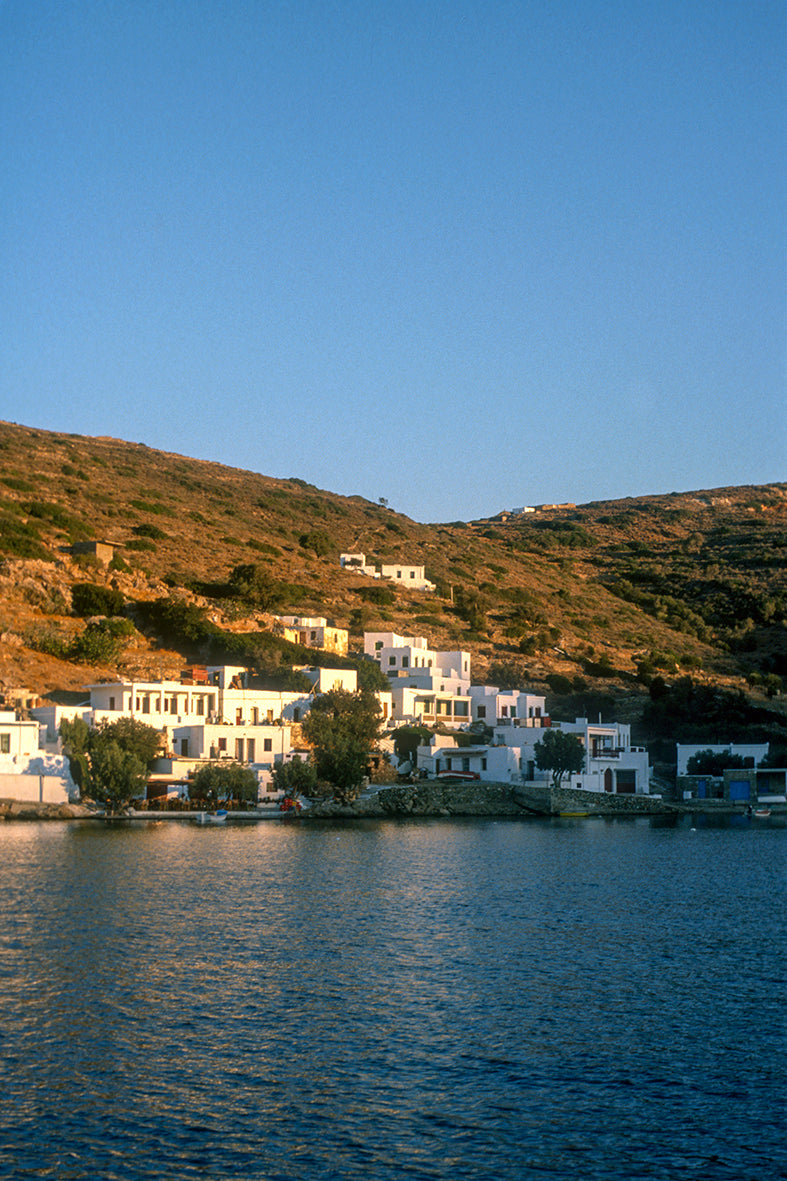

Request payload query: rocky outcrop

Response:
[0,799,96,821]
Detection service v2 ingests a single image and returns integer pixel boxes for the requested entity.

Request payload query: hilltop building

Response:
[340,553,435,592]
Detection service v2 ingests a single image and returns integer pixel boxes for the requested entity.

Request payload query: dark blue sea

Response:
[0,814,784,1181]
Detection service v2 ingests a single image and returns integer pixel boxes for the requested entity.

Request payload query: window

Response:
[235,739,244,760]
[0,734,10,754]
[218,737,227,752]
[481,758,487,771]
[142,696,150,714]
[477,706,486,719]
[264,738,272,752]
[252,708,259,725]
[196,697,205,716]
[501,706,508,717]
[109,696,115,711]
[246,739,255,762]
[266,709,274,723]
[454,702,468,717]
[375,641,383,651]
[462,758,470,773]
[410,570,415,579]
[402,657,409,668]
[389,656,396,665]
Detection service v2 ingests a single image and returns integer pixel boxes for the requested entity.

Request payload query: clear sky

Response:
[1,1,784,522]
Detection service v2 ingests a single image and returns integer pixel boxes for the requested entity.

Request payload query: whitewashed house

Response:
[416,733,524,782]
[390,685,473,729]
[517,718,651,795]
[341,555,435,591]
[0,710,74,803]
[274,616,349,656]
[468,686,548,728]
[676,743,768,775]
[364,632,471,685]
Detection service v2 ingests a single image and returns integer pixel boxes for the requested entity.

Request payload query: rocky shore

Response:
[0,799,96,821]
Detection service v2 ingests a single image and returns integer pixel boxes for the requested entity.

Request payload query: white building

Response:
[364,632,471,685]
[170,722,293,767]
[341,554,435,592]
[468,686,547,728]
[416,733,523,782]
[0,710,74,803]
[390,685,473,729]
[274,616,349,656]
[676,743,768,776]
[414,715,651,794]
[301,667,358,695]
[524,718,651,795]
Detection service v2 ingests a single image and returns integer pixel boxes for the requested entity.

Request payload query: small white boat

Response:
[194,809,228,826]
[754,808,772,819]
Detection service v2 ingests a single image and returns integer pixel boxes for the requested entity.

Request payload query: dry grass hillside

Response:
[1,421,785,745]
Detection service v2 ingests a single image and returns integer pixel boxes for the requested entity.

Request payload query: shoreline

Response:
[5,782,784,823]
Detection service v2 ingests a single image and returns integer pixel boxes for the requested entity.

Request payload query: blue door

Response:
[729,779,750,801]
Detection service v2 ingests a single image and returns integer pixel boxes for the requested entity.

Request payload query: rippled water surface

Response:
[0,815,784,1180]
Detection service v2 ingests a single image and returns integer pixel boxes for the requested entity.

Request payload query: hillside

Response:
[0,421,785,747]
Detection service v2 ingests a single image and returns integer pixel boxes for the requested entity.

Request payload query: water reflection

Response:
[0,817,783,1180]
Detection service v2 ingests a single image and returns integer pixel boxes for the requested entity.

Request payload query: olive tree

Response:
[190,762,259,805]
[534,729,585,789]
[302,688,382,805]
[60,716,162,812]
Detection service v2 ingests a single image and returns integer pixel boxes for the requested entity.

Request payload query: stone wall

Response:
[308,781,522,819]
[546,783,667,815]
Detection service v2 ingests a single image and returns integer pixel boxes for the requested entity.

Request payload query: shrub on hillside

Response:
[355,584,396,606]
[298,530,333,557]
[133,523,168,540]
[71,582,126,618]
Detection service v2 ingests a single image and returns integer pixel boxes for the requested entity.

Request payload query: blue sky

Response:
[1,1,784,522]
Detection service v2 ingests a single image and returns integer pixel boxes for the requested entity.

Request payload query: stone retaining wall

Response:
[309,781,671,819]
[308,782,521,819]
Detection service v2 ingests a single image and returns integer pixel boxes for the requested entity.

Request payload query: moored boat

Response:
[194,809,228,826]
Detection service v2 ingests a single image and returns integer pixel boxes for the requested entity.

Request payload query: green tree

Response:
[60,716,162,812]
[302,688,382,804]
[69,618,135,663]
[271,757,318,797]
[534,730,586,789]
[356,657,390,692]
[391,725,431,768]
[228,563,283,610]
[90,741,148,810]
[685,749,748,776]
[191,762,259,805]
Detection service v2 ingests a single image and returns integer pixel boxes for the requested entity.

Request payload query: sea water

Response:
[0,814,784,1180]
